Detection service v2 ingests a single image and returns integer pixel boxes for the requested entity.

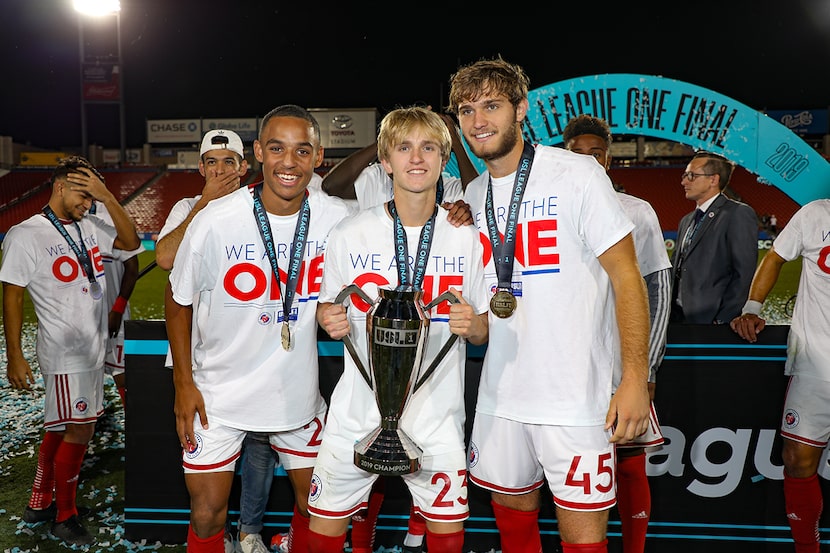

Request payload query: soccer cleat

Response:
[238,533,269,553]
[23,503,57,523]
[51,515,95,546]
[270,532,289,553]
[402,544,424,553]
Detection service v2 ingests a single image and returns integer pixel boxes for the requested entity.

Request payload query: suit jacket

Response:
[670,194,758,324]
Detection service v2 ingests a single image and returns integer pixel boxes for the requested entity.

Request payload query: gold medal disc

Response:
[490,289,516,319]
[281,322,292,351]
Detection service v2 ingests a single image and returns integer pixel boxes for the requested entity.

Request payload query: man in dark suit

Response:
[670,151,758,324]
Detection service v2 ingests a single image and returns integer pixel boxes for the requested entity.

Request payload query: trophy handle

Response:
[333,284,374,388]
[413,290,461,393]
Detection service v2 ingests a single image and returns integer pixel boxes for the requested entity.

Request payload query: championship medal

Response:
[490,288,516,319]
[281,321,292,351]
[89,281,103,300]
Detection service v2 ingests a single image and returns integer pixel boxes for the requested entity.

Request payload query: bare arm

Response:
[446,288,488,345]
[598,234,651,443]
[3,282,35,390]
[156,168,243,270]
[66,168,140,251]
[729,247,787,343]
[165,281,203,452]
[108,254,140,336]
[321,142,380,201]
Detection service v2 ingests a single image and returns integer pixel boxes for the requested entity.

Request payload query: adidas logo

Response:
[787,512,801,520]
[632,511,649,519]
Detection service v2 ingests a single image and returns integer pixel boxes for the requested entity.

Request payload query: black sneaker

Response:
[51,515,95,546]
[24,503,91,523]
[23,503,57,523]
[402,545,424,553]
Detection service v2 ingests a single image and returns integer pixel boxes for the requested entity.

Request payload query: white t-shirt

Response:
[772,199,830,379]
[168,185,355,431]
[91,202,146,319]
[355,163,464,210]
[0,213,117,374]
[464,144,634,426]
[617,192,671,278]
[318,203,489,455]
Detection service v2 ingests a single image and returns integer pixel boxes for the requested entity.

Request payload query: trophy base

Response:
[354,426,423,476]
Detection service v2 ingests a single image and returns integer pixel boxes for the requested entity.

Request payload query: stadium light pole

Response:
[73,0,125,165]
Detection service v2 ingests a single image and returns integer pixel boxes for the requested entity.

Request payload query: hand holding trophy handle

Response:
[333,283,374,388]
[413,290,460,392]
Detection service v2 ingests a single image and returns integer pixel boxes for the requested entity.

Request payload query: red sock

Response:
[406,504,426,545]
[425,529,464,553]
[560,539,608,553]
[308,529,347,553]
[29,431,63,509]
[350,478,385,551]
[616,452,650,553]
[491,500,542,553]
[784,473,822,553]
[54,441,87,522]
[288,505,311,553]
[117,386,126,407]
[187,524,225,553]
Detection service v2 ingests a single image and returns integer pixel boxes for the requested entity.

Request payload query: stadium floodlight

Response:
[73,0,120,17]
[74,0,126,165]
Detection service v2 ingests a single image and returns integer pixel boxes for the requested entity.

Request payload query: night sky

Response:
[2,0,830,151]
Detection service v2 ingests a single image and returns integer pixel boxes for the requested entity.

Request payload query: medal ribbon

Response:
[252,185,310,328]
[484,141,535,291]
[42,206,100,293]
[388,199,438,291]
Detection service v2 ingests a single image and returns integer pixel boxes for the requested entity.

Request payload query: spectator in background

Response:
[1,156,140,546]
[670,151,758,324]
[90,200,145,408]
[449,56,651,553]
[563,114,670,553]
[165,106,354,553]
[730,198,830,553]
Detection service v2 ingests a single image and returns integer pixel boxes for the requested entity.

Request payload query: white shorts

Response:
[104,327,125,377]
[43,370,105,431]
[183,401,327,474]
[780,374,830,447]
[468,413,616,512]
[617,401,664,449]
[308,443,469,523]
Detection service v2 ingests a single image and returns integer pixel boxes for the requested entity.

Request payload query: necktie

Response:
[682,209,704,251]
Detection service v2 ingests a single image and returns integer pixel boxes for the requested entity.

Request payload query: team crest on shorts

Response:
[309,473,322,501]
[468,442,479,468]
[73,397,90,414]
[258,312,273,325]
[783,409,800,429]
[184,433,204,459]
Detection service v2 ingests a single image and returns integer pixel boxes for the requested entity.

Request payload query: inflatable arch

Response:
[462,74,830,207]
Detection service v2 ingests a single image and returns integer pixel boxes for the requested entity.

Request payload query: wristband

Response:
[112,296,128,314]
[741,299,762,316]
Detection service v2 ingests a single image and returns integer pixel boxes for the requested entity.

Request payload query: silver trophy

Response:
[334,284,459,476]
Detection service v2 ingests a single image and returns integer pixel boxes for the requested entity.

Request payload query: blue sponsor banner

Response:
[766,109,829,136]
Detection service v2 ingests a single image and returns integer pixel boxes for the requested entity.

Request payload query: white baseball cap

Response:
[200,129,244,157]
